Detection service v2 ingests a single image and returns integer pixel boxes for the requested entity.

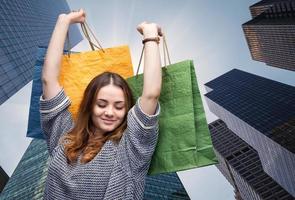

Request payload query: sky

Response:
[1,0,295,199]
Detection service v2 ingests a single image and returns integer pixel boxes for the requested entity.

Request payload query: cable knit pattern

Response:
[40,89,160,200]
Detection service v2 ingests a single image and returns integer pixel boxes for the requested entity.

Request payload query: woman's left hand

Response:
[136,22,163,38]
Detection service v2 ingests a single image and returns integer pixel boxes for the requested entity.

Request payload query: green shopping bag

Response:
[127,41,217,175]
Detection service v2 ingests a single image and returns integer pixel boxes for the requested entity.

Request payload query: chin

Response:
[100,124,117,133]
[95,119,121,133]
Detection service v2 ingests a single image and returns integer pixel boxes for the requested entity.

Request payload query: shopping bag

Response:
[127,46,217,175]
[27,47,48,139]
[59,45,133,120]
[60,22,133,120]
[27,23,133,139]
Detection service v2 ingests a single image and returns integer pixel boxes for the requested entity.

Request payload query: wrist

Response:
[142,37,160,44]
[57,14,71,25]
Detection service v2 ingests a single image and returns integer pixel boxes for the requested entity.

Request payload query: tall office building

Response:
[0,167,9,193]
[242,0,295,71]
[209,119,293,200]
[204,69,295,198]
[249,0,281,17]
[144,173,190,200]
[0,139,189,199]
[0,139,48,199]
[0,0,82,104]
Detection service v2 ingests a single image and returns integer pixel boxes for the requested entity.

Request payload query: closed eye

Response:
[115,106,124,110]
[97,103,106,108]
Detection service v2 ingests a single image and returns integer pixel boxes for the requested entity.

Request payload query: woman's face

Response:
[91,84,127,135]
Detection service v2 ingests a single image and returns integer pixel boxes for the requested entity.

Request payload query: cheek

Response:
[116,110,127,120]
[92,106,104,117]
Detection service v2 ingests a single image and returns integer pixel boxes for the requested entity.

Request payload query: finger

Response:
[80,9,86,17]
[139,21,147,26]
[138,21,150,34]
[157,25,163,37]
[79,8,85,14]
[70,9,85,18]
[136,26,143,35]
[139,29,143,35]
[138,21,147,29]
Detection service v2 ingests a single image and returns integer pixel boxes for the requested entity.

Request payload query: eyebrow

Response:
[97,99,125,104]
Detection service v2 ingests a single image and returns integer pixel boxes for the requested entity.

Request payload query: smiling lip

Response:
[102,119,116,125]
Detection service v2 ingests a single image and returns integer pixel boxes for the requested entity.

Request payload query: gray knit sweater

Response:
[40,89,160,200]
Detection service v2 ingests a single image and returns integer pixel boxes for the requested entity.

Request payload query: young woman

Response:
[40,9,162,200]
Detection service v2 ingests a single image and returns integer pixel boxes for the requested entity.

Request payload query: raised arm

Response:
[42,10,85,100]
[137,22,162,115]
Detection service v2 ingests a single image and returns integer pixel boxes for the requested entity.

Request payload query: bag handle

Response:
[136,33,171,76]
[66,20,105,56]
[162,34,171,69]
[80,21,104,51]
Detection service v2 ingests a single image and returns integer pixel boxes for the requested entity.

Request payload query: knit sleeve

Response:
[39,89,74,155]
[117,98,160,179]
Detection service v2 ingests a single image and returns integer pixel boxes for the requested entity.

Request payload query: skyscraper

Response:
[242,0,295,71]
[249,0,281,17]
[209,119,293,200]
[0,139,48,199]
[0,167,9,193]
[204,69,295,198]
[0,139,189,199]
[144,173,190,200]
[0,0,82,104]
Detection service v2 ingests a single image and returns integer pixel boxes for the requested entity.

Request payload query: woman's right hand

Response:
[59,9,86,24]
[42,9,85,100]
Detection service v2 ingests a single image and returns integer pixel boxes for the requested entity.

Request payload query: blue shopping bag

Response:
[27,47,47,139]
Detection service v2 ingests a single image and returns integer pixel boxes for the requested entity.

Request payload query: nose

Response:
[104,106,114,117]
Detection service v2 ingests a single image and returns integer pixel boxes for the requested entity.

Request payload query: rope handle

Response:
[136,33,171,76]
[81,21,104,51]
[66,20,105,57]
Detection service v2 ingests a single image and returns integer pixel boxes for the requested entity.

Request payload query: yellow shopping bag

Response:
[59,22,133,119]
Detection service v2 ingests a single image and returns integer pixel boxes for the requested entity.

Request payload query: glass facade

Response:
[205,69,295,197]
[0,139,189,199]
[209,119,293,200]
[249,0,282,17]
[0,139,49,199]
[242,0,295,71]
[144,173,190,200]
[0,0,82,104]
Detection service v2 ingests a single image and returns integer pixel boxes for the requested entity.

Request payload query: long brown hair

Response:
[62,72,134,164]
